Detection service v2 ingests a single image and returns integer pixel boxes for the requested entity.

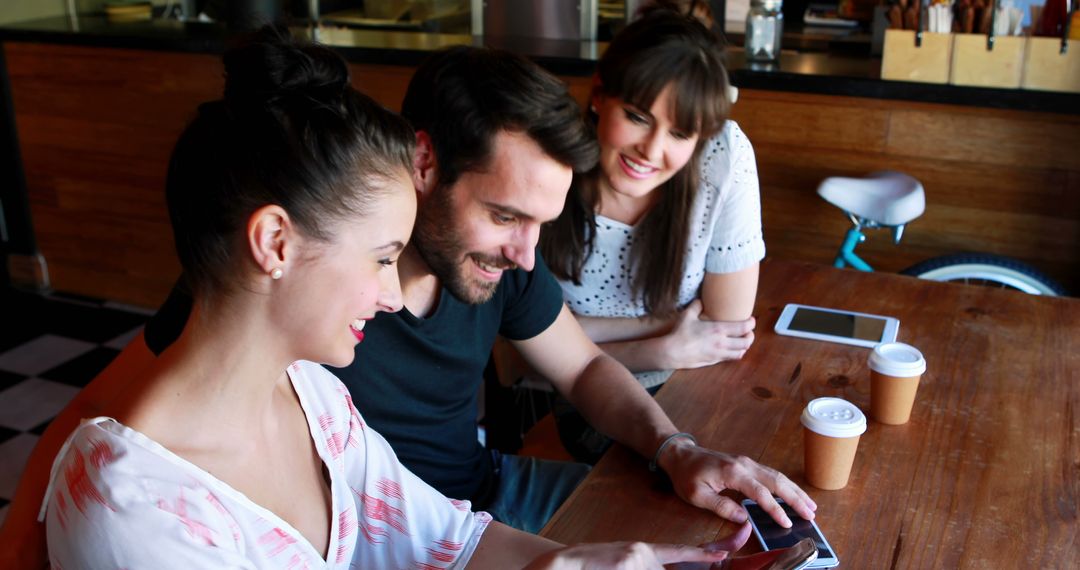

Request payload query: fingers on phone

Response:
[754,491,793,528]
[653,543,729,565]
[778,495,816,524]
[777,478,817,519]
[790,491,818,520]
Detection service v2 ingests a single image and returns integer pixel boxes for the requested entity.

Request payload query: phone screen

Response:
[788,307,887,342]
[746,502,836,562]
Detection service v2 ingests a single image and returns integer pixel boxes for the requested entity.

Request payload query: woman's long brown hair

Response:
[540,9,731,317]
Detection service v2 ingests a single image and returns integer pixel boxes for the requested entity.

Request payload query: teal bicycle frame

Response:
[826,209,1063,296]
[834,226,874,271]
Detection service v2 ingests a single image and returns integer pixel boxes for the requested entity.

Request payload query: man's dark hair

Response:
[400,46,597,189]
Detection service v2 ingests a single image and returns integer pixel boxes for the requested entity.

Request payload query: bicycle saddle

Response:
[816,171,926,226]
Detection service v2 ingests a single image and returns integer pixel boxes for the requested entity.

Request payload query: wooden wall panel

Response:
[734,89,1080,293]
[6,42,221,307]
[752,143,1080,268]
[885,109,1080,171]
[349,63,414,111]
[5,42,1078,307]
[348,63,593,114]
[731,97,890,153]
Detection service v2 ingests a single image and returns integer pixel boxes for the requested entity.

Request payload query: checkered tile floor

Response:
[0,287,151,526]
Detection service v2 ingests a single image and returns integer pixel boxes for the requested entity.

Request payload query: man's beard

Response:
[413,187,515,305]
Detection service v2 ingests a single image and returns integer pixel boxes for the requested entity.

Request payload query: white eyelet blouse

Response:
[557,121,766,387]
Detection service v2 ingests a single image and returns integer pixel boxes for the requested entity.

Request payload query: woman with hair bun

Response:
[36,26,752,570]
[541,6,765,463]
[37,25,434,569]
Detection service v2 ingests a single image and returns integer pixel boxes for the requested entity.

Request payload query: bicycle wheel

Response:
[900,253,1067,296]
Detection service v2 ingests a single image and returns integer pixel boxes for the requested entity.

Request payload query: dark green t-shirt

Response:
[145,252,564,503]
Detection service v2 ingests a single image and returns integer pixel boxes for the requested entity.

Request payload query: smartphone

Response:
[720,537,817,570]
[774,303,899,348]
[743,498,840,569]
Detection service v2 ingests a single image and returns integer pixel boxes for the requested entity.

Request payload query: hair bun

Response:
[636,0,716,30]
[223,24,350,114]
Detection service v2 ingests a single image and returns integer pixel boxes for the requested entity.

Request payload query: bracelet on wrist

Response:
[648,432,697,473]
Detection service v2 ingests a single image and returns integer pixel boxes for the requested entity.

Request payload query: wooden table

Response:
[540,259,1079,568]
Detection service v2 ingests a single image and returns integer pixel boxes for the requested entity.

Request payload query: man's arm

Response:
[513,306,816,528]
[516,306,680,460]
[0,332,156,569]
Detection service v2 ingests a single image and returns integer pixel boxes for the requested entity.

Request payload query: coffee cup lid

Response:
[868,342,927,377]
[801,397,867,438]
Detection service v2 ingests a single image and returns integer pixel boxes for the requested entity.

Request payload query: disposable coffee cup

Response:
[801,397,867,490]
[868,343,927,425]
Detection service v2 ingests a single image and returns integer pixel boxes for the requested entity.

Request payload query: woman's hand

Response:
[660,300,755,370]
[527,537,747,565]
[526,522,750,570]
[468,520,748,570]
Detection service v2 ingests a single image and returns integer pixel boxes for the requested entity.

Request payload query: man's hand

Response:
[660,300,755,370]
[658,439,817,528]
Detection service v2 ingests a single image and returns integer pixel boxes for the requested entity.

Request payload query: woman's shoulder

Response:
[49,418,177,477]
[701,121,752,163]
[700,121,756,189]
[42,419,195,531]
[42,419,246,565]
[44,418,208,512]
[288,360,354,413]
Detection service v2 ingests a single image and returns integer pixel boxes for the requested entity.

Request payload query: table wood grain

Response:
[540,259,1079,569]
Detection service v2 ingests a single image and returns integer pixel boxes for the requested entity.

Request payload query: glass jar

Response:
[746,0,784,63]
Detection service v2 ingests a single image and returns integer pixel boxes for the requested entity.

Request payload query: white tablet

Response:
[774,303,899,348]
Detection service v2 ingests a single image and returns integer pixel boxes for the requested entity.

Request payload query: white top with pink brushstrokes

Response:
[39,360,491,569]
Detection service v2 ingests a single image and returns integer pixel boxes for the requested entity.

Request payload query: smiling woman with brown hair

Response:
[540,6,766,463]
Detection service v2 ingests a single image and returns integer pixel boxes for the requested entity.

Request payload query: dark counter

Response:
[1,15,1077,114]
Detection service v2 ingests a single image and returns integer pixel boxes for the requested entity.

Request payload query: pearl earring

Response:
[270,268,283,280]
